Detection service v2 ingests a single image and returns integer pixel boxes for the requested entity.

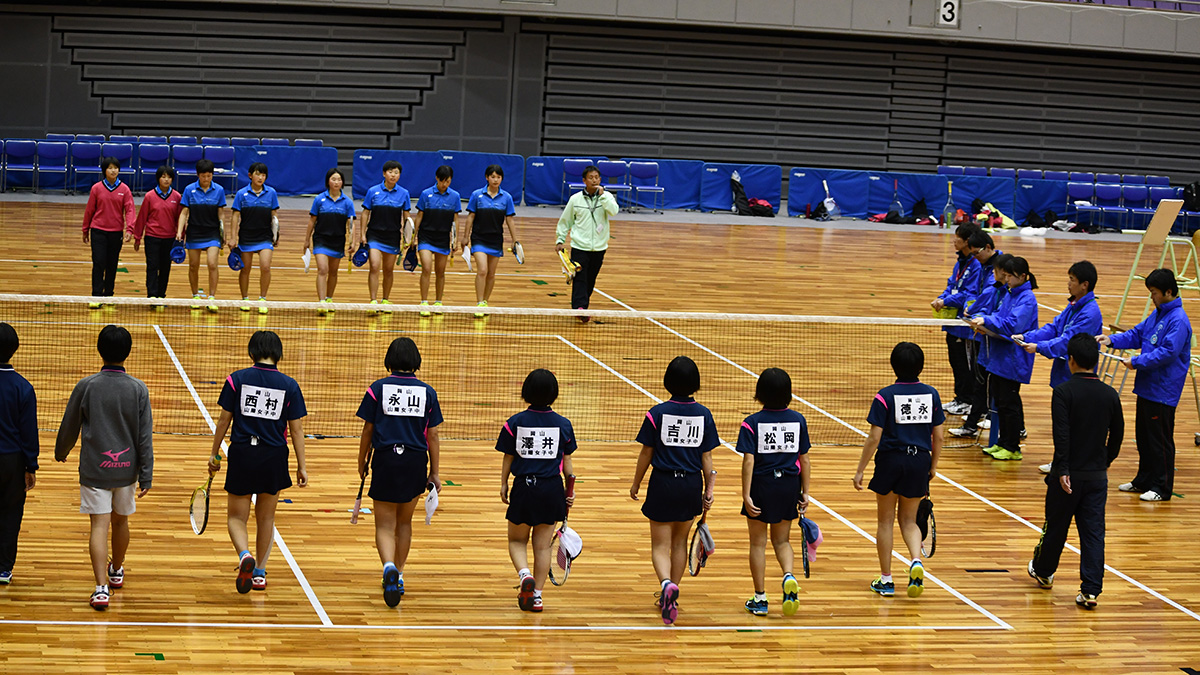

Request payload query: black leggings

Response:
[89,229,123,297]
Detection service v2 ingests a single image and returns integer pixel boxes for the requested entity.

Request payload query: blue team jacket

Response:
[1025,292,1103,388]
[980,281,1039,383]
[965,280,1005,369]
[1109,297,1192,406]
[938,253,982,339]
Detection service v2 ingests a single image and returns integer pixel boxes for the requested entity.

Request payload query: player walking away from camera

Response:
[854,342,942,599]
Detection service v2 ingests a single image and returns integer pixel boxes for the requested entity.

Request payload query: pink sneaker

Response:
[661,582,679,625]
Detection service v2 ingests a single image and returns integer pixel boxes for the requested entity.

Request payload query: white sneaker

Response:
[1038,463,1052,474]
[1117,482,1139,493]
[948,426,979,438]
[945,401,966,414]
[979,418,991,430]
[1139,490,1166,502]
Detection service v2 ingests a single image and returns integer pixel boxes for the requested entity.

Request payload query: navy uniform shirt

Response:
[232,185,280,245]
[466,188,516,251]
[496,407,577,479]
[362,183,411,248]
[355,373,443,452]
[867,381,945,454]
[309,190,356,253]
[736,408,810,475]
[180,181,227,243]
[415,186,461,250]
[0,365,38,472]
[636,397,720,472]
[218,363,307,448]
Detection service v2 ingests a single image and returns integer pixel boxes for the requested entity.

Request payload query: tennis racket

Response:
[549,474,577,586]
[890,179,903,216]
[918,493,936,557]
[822,180,841,219]
[941,180,956,228]
[687,512,714,576]
[351,448,373,524]
[511,241,525,265]
[402,216,415,249]
[448,222,457,267]
[801,529,810,578]
[190,453,221,535]
[557,249,580,285]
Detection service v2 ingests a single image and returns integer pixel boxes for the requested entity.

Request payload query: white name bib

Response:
[757,421,801,454]
[894,394,934,425]
[661,414,704,448]
[382,384,426,417]
[241,385,285,420]
[515,426,559,459]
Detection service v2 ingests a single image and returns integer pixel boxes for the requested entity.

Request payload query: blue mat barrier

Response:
[700,163,782,213]
[233,145,338,196]
[1015,179,1069,222]
[787,168,871,218]
[438,150,524,203]
[621,158,704,211]
[352,150,444,200]
[523,156,606,206]
[949,175,1015,220]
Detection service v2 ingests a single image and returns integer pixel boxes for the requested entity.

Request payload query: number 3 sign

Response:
[938,0,960,28]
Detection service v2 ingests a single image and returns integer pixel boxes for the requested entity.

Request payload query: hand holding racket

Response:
[511,241,525,265]
[917,493,936,557]
[351,448,372,524]
[190,452,222,535]
[549,475,580,586]
[687,513,715,576]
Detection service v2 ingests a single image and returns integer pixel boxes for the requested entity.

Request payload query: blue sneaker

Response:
[0,571,11,585]
[782,574,800,616]
[382,566,401,607]
[744,597,768,616]
[870,576,894,596]
[907,561,925,598]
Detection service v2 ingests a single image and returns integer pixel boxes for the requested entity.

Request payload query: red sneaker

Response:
[518,575,535,611]
[107,563,124,589]
[531,596,543,612]
[236,554,255,594]
[90,588,109,611]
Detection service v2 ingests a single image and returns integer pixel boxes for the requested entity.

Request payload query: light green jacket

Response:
[556,189,618,251]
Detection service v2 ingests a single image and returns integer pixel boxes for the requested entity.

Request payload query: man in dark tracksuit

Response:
[1029,334,1122,609]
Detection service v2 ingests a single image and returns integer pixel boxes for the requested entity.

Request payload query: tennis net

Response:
[1,293,960,445]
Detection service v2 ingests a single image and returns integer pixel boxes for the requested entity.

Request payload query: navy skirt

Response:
[506,474,566,526]
[741,471,800,524]
[224,442,292,496]
[369,445,429,504]
[641,469,703,523]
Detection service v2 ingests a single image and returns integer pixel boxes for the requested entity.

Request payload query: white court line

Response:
[153,325,333,627]
[0,618,1001,632]
[555,333,1005,630]
[595,290,1200,625]
[594,290,864,437]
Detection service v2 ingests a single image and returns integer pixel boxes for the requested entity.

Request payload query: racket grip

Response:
[565,474,576,498]
[350,498,362,524]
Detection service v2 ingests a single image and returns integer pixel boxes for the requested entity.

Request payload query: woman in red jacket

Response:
[81,157,135,307]
[130,166,182,307]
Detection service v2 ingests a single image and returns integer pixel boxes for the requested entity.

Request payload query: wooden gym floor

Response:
[1,201,1199,673]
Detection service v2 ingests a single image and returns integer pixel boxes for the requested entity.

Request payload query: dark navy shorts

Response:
[868,449,932,499]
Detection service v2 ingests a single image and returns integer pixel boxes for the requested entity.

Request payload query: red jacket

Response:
[131,187,182,240]
[81,180,135,234]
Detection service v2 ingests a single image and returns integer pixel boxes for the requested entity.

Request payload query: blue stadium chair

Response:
[936,165,964,176]
[1146,175,1170,187]
[1180,187,1200,233]
[171,144,204,184]
[963,166,988,177]
[1069,171,1095,182]
[138,135,167,144]
[1016,169,1042,180]
[1067,182,1098,223]
[75,134,105,143]
[294,138,323,147]
[561,158,591,202]
[230,137,259,147]
[46,133,75,142]
[204,145,239,191]
[170,136,198,146]
[137,144,170,193]
[1121,174,1145,184]
[990,168,1016,179]
[1043,170,1070,181]
[629,161,665,212]
[1096,173,1121,184]
[1095,183,1126,229]
[2,140,37,192]
[1123,184,1153,228]
[101,143,136,183]
[109,135,137,145]
[200,136,230,146]
[260,138,289,146]
[70,142,103,194]
[36,141,69,193]
[597,160,633,207]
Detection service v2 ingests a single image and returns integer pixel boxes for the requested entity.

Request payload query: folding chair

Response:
[294,138,323,147]
[230,137,259,147]
[204,145,239,191]
[629,161,665,212]
[100,142,136,183]
[1016,169,1042,181]
[260,138,289,146]
[35,141,70,194]
[138,136,167,144]
[2,140,36,192]
[70,142,103,194]
[137,144,171,193]
[1146,175,1171,187]
[963,166,987,177]
[1096,173,1121,184]
[46,133,75,142]
[989,168,1016,179]
[936,165,964,176]
[1069,171,1095,182]
[1043,170,1069,181]
[200,137,230,146]
[75,134,105,143]
[170,136,198,146]
[1067,182,1098,224]
[561,158,591,203]
[597,160,632,207]
[172,145,204,185]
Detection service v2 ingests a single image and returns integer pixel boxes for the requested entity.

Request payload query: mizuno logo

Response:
[103,448,130,462]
